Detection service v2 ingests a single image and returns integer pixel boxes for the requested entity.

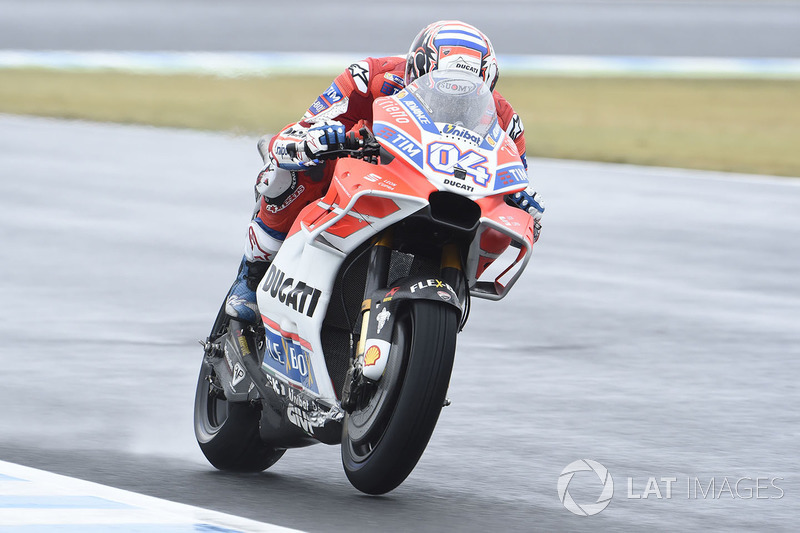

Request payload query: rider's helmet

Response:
[404,20,499,91]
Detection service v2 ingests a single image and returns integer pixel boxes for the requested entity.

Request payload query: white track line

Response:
[0,460,303,532]
[1,50,799,78]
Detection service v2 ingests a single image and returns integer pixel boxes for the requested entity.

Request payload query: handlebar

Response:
[315,127,382,163]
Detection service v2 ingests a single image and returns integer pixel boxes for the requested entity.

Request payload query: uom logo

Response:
[557,459,614,516]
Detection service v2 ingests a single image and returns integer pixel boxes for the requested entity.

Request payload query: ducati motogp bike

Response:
[194,70,537,495]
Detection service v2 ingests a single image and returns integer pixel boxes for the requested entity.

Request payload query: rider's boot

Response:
[225,214,286,323]
[225,256,270,323]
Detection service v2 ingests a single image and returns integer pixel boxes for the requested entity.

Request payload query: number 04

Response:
[427,142,492,186]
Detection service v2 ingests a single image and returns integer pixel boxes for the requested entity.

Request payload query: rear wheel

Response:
[341,300,458,494]
[194,361,285,472]
[193,302,285,472]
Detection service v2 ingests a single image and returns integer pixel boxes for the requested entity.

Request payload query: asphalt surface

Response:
[0,114,798,531]
[1,0,799,57]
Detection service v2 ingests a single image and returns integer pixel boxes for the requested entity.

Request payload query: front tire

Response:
[341,300,458,494]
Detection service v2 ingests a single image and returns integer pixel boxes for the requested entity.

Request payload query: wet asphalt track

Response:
[0,115,798,531]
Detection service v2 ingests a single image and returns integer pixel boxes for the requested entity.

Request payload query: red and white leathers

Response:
[242,56,530,264]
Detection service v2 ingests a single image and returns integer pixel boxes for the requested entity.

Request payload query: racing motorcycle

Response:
[194,70,537,495]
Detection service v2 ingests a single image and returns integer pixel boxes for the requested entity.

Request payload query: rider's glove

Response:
[508,187,545,242]
[509,187,545,220]
[303,120,347,160]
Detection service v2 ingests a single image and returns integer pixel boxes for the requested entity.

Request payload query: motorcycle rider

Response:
[225,20,545,323]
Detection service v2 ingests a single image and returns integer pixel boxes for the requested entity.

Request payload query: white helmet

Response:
[405,20,499,91]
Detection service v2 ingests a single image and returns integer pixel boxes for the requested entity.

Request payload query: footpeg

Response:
[200,339,223,359]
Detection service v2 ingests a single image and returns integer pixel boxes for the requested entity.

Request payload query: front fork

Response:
[355,230,393,360]
[341,231,465,412]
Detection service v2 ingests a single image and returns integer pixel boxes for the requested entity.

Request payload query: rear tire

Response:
[194,301,285,472]
[341,300,458,494]
[194,360,286,472]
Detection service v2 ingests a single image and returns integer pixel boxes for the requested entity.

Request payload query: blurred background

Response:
[2,0,799,175]
[2,0,799,57]
[1,1,799,532]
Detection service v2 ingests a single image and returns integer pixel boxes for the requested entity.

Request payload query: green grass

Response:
[1,68,798,176]
[502,77,800,177]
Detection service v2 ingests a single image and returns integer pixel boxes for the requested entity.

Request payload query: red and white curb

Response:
[0,460,303,532]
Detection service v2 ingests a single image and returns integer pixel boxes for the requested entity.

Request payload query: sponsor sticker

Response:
[435,79,477,95]
[383,286,400,302]
[287,405,315,434]
[264,372,285,397]
[231,363,246,387]
[262,325,318,394]
[507,113,524,140]
[409,278,456,294]
[263,184,306,213]
[444,178,474,192]
[398,93,435,128]
[287,387,311,410]
[376,308,391,334]
[348,61,370,93]
[441,123,483,145]
[373,122,424,169]
[381,80,402,96]
[364,345,381,366]
[261,265,322,318]
[494,165,528,190]
[324,82,343,103]
[236,335,251,356]
[451,56,481,76]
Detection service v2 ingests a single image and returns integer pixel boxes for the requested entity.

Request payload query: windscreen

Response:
[407,70,497,138]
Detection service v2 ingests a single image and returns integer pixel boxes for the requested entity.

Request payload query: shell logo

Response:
[364,346,381,366]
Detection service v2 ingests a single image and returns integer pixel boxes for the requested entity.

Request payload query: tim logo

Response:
[324,83,342,103]
[495,166,528,190]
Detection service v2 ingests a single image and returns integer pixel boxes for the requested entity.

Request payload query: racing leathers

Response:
[225,56,543,323]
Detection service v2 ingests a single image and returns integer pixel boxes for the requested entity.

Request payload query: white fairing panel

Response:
[256,189,428,404]
[257,236,341,400]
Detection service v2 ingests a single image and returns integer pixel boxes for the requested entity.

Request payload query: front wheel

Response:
[341,300,458,494]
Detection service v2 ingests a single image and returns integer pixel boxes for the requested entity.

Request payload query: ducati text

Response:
[261,265,322,317]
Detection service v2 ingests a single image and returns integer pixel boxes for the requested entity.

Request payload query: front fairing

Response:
[372,70,528,199]
[254,75,538,408]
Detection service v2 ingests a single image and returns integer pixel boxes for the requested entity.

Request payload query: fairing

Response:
[373,70,528,200]
[255,71,537,420]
